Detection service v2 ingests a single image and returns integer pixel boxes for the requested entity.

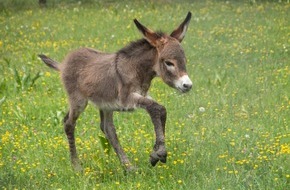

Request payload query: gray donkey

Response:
[39,12,192,171]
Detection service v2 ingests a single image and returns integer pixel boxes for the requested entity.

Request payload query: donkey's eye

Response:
[164,61,174,67]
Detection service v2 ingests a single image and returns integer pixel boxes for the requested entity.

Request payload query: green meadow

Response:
[0,0,289,189]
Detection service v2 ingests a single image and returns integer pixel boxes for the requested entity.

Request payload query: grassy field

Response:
[0,0,289,189]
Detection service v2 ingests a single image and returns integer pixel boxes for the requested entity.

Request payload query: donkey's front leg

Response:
[147,103,167,166]
[135,96,167,166]
[101,110,135,171]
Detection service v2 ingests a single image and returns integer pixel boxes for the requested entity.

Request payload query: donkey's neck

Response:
[117,39,158,92]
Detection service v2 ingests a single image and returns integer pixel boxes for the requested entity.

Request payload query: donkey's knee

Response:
[160,105,167,121]
[64,122,75,135]
[157,104,166,119]
[63,112,75,134]
[146,103,166,118]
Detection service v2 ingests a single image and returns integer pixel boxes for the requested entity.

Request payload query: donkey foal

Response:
[39,12,192,171]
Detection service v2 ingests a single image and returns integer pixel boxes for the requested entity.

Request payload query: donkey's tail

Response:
[38,54,60,71]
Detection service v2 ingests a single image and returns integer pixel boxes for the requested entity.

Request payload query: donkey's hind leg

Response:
[63,96,88,171]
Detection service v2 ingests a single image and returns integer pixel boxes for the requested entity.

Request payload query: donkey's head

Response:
[134,12,192,93]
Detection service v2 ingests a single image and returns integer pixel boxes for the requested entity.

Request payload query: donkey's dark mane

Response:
[118,39,152,57]
[118,31,165,58]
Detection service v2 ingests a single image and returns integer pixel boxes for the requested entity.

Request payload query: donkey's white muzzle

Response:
[174,75,192,93]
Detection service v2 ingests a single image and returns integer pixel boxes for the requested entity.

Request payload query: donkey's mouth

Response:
[177,86,192,93]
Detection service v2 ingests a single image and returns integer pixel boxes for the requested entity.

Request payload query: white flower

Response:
[199,107,205,113]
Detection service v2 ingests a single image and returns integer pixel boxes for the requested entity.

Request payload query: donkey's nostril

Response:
[183,83,192,90]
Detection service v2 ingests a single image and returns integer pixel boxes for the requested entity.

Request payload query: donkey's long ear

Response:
[134,19,160,46]
[170,12,192,42]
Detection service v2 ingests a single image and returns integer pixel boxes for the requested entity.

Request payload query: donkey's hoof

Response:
[159,155,167,163]
[124,165,140,174]
[72,160,83,172]
[150,150,167,166]
[126,165,138,172]
[72,163,83,172]
[150,153,160,167]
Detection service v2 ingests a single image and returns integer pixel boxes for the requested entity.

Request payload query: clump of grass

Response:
[12,67,42,91]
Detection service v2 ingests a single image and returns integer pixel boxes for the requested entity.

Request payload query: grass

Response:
[0,0,289,189]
